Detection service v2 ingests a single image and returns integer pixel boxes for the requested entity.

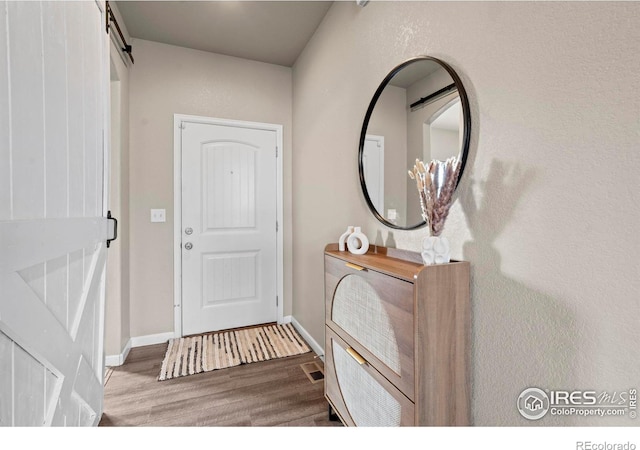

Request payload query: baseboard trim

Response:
[105,338,132,367]
[105,332,173,366]
[130,332,174,348]
[290,316,324,360]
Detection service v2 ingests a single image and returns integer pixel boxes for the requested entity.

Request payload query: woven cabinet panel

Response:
[333,341,401,426]
[332,275,400,373]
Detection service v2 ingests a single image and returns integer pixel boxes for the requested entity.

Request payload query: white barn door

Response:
[0,1,109,426]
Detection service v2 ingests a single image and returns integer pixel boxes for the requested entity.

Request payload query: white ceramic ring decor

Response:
[339,226,355,251]
[421,250,436,265]
[347,227,369,255]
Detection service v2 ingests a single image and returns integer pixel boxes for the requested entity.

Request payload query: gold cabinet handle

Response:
[345,262,365,271]
[346,347,367,365]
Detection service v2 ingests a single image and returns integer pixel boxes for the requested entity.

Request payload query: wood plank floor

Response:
[99,343,342,427]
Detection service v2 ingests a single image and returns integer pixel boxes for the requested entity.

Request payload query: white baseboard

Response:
[280,315,292,324]
[290,316,324,360]
[105,332,173,367]
[105,338,132,367]
[130,331,174,348]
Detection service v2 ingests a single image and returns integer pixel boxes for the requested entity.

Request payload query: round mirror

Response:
[359,56,471,230]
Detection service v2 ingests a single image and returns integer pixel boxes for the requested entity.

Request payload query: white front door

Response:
[0,1,109,426]
[180,120,278,336]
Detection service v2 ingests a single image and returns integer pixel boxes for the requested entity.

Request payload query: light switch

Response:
[150,209,166,223]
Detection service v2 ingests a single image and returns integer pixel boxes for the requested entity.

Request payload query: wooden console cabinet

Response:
[323,243,470,426]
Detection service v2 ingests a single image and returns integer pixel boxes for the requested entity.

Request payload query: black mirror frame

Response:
[358,56,471,230]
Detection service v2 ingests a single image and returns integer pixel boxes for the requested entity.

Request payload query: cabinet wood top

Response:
[325,243,421,282]
[324,243,468,283]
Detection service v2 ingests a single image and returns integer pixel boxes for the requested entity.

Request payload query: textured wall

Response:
[129,39,292,337]
[292,1,640,425]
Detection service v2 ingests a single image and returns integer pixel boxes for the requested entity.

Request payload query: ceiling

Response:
[115,1,334,67]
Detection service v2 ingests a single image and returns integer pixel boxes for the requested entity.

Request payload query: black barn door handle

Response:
[107,210,118,248]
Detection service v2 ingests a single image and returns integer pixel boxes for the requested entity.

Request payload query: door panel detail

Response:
[202,251,259,305]
[203,143,257,231]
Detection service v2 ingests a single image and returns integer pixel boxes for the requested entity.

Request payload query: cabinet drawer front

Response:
[325,255,415,399]
[325,329,415,426]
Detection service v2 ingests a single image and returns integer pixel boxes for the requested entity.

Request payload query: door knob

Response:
[184,242,193,250]
[185,227,193,235]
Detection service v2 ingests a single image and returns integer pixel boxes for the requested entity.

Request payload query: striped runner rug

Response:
[158,323,311,381]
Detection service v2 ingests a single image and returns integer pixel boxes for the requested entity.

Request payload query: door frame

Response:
[172,114,284,338]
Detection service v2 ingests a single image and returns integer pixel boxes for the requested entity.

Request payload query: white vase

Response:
[421,235,450,265]
[339,226,355,251]
[347,227,369,255]
[421,250,436,265]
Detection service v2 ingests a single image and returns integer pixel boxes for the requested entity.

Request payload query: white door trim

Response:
[173,114,284,338]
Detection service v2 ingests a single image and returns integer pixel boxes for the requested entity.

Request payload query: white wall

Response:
[292,1,640,426]
[430,127,459,161]
[128,39,292,338]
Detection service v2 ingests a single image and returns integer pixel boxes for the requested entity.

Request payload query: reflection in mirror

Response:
[427,99,462,162]
[362,135,385,215]
[360,57,470,230]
